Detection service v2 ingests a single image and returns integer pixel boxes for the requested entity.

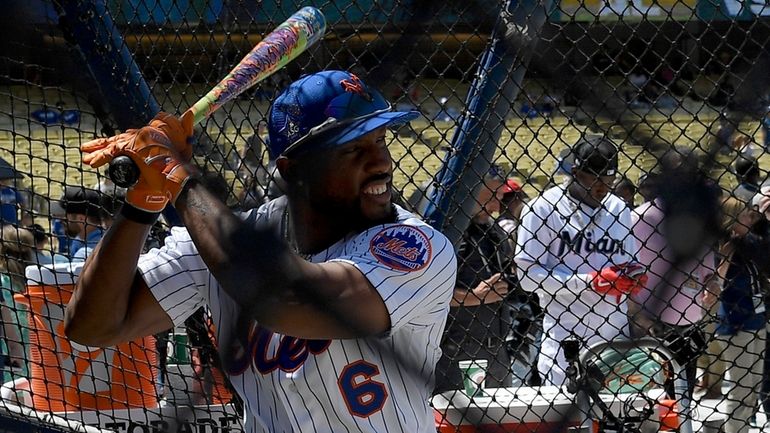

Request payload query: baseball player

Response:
[514,136,646,386]
[65,70,457,433]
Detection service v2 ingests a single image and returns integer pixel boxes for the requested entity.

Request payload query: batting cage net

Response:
[0,0,770,432]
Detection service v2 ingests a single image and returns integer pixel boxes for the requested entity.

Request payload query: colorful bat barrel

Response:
[184,6,327,126]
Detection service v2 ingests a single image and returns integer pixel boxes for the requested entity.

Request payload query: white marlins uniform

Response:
[137,200,457,433]
[514,184,638,385]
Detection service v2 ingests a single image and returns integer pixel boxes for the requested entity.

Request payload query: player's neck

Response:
[567,182,600,209]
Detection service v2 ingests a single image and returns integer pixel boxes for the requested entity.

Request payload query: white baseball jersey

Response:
[137,201,457,433]
[514,184,637,385]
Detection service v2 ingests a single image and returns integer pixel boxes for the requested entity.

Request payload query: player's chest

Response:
[550,205,624,256]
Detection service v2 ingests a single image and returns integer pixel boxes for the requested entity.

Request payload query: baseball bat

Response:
[108,6,327,188]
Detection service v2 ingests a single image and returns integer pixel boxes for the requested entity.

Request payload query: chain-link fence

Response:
[1,0,770,432]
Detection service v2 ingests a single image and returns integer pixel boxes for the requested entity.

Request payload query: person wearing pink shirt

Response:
[628,197,720,400]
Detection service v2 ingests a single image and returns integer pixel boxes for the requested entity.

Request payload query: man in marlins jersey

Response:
[514,136,646,386]
[64,70,457,433]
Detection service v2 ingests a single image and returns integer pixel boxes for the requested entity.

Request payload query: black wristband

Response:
[120,203,161,225]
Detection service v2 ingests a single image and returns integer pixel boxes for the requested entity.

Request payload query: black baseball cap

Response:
[572,136,619,177]
[734,155,759,179]
[60,186,102,216]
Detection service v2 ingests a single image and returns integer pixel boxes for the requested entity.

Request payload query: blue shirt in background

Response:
[0,186,23,225]
[70,228,105,260]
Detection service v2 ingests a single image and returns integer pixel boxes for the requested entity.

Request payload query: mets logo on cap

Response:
[369,225,431,272]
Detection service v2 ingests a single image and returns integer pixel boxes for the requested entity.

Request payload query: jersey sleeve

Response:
[137,227,208,327]
[514,201,553,266]
[329,223,457,332]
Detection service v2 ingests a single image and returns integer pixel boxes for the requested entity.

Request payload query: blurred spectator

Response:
[60,187,104,260]
[638,173,659,203]
[0,177,31,227]
[753,187,770,418]
[709,77,735,109]
[520,93,559,119]
[49,200,69,255]
[96,177,126,202]
[732,134,757,158]
[515,135,640,385]
[715,196,770,433]
[497,179,529,238]
[628,197,718,401]
[495,179,542,386]
[613,177,637,207]
[733,155,761,202]
[626,69,650,107]
[185,308,234,404]
[434,169,514,393]
[0,225,33,371]
[27,223,52,265]
[715,113,737,154]
[648,64,682,108]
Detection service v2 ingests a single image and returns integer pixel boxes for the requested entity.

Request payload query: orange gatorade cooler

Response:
[16,262,159,412]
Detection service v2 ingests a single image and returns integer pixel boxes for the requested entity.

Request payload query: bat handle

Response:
[108,155,140,188]
[107,111,196,188]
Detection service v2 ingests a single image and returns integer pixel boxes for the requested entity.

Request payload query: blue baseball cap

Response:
[267,70,419,158]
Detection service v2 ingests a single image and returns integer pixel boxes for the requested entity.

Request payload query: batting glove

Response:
[589,263,648,302]
[81,113,196,212]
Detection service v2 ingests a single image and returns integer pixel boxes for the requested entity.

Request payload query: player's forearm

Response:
[451,287,480,307]
[65,216,152,345]
[175,180,297,307]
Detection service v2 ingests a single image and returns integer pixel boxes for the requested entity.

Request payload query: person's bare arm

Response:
[175,180,390,339]
[64,217,173,347]
[702,273,721,311]
[450,273,509,307]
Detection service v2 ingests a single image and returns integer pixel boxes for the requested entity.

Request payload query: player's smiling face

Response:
[292,126,397,228]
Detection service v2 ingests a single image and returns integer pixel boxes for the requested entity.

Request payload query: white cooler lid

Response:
[25,260,84,286]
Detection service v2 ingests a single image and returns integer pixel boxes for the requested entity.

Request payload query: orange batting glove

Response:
[81,112,196,212]
[589,263,648,303]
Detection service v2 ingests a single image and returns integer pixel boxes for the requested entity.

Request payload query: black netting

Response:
[1,0,770,432]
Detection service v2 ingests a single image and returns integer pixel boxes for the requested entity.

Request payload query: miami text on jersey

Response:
[556,230,623,256]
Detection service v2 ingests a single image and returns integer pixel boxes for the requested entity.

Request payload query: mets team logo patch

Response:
[369,225,431,272]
